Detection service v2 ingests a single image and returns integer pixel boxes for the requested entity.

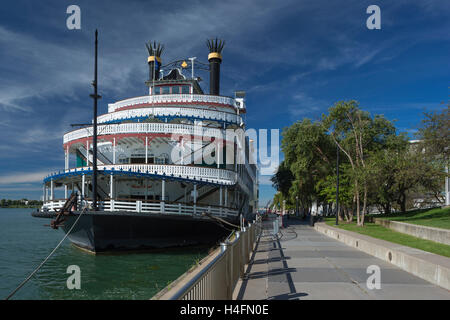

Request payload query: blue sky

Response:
[0,0,448,203]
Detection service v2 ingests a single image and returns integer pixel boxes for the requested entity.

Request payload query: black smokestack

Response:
[207,38,224,95]
[146,41,164,81]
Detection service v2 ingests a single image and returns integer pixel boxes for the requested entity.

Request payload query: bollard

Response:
[273,219,279,236]
[309,214,314,226]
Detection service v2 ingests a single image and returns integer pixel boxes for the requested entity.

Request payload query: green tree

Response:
[416,106,450,160]
[279,118,335,212]
[323,101,397,225]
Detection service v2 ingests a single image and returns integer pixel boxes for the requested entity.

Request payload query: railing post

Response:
[110,199,115,212]
[50,179,54,201]
[136,200,142,213]
[234,231,243,279]
[220,241,232,299]
[247,225,251,263]
[160,201,165,214]
[193,183,197,216]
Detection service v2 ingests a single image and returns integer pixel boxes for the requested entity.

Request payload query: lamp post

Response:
[336,144,340,225]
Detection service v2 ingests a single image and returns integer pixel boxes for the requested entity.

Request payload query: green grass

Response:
[324,217,450,258]
[371,207,450,230]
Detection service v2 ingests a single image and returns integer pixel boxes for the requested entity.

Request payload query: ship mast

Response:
[90,29,101,211]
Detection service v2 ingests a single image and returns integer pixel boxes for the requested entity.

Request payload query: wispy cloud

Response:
[288,92,329,119]
[0,171,49,185]
[258,175,274,186]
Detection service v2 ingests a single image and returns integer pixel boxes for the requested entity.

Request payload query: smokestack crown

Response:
[146,41,164,81]
[207,38,224,61]
[146,41,164,61]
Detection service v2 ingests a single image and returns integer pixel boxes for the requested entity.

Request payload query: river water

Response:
[0,208,208,300]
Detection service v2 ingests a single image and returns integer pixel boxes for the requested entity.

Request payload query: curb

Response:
[373,218,450,245]
[314,222,450,291]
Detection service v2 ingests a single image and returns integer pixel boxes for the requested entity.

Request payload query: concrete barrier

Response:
[374,219,450,245]
[314,222,450,291]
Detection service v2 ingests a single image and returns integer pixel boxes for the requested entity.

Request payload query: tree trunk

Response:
[345,207,353,223]
[361,184,367,226]
[384,203,391,215]
[355,179,360,225]
[400,193,407,213]
[341,207,346,221]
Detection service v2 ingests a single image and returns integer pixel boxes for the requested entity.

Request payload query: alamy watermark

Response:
[366,265,381,290]
[366,5,381,30]
[66,5,81,30]
[169,128,279,176]
[66,265,81,290]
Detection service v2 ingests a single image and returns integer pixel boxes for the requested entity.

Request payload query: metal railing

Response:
[153,217,261,300]
[107,94,237,113]
[45,164,238,185]
[63,122,230,144]
[42,198,239,218]
[98,106,242,125]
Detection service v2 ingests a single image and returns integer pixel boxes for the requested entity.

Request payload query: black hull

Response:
[47,211,237,253]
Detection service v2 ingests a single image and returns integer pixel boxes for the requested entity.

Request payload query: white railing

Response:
[64,122,229,144]
[153,218,261,300]
[108,94,237,113]
[47,164,237,185]
[43,200,67,211]
[98,106,242,125]
[42,198,239,219]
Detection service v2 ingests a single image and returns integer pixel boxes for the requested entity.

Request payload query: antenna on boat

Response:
[90,29,102,211]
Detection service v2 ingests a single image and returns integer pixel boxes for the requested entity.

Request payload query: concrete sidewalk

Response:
[233,217,450,300]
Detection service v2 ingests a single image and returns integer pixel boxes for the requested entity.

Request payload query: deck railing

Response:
[42,198,238,219]
[63,122,231,144]
[98,106,242,125]
[152,217,261,300]
[107,94,237,113]
[45,164,237,185]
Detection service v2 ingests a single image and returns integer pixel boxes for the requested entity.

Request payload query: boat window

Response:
[119,158,130,164]
[155,153,169,164]
[130,157,145,164]
[162,86,170,94]
[171,86,180,94]
[182,85,190,94]
[153,87,160,95]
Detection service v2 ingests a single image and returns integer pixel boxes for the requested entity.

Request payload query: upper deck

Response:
[107,93,245,113]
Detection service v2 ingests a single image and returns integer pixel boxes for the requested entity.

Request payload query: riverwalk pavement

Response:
[233,217,450,300]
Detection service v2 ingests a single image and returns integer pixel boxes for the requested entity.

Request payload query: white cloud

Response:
[0,171,49,185]
[258,175,274,186]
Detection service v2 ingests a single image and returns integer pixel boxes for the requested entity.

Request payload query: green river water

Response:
[0,208,208,300]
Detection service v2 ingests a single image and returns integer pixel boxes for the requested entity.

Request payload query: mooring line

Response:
[5,208,87,300]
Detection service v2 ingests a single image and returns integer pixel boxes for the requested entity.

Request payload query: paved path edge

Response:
[314,222,450,291]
